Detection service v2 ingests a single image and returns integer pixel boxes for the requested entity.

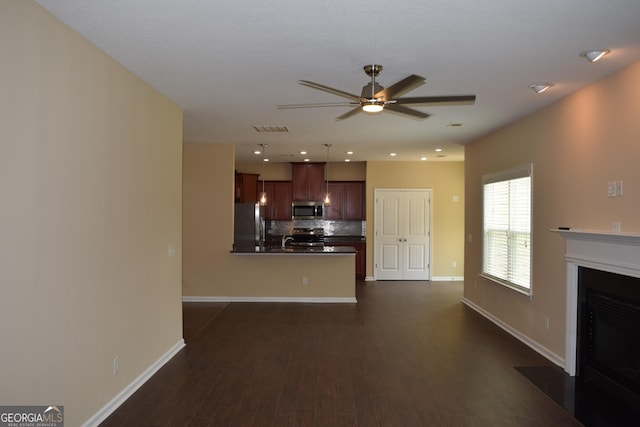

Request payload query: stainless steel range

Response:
[290,227,325,247]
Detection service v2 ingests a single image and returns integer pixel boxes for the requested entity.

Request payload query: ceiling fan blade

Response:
[299,80,361,101]
[375,74,425,100]
[395,95,476,106]
[277,102,356,109]
[335,107,362,121]
[384,104,431,120]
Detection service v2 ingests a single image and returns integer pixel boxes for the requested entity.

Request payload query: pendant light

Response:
[324,144,331,206]
[259,144,267,206]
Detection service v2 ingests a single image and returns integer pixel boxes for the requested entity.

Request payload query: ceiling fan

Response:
[277,64,476,121]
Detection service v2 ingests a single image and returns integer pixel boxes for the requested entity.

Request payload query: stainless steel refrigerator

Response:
[233,202,265,250]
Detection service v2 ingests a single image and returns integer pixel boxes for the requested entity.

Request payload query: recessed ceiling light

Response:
[434,148,443,152]
[300,151,307,155]
[389,153,397,157]
[420,157,428,161]
[263,158,270,162]
[344,159,351,162]
[580,49,610,63]
[254,150,261,155]
[529,83,553,94]
[303,158,310,162]
[346,151,354,155]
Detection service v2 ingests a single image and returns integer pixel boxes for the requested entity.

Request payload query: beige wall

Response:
[366,162,465,279]
[464,61,640,360]
[183,143,355,299]
[0,2,183,426]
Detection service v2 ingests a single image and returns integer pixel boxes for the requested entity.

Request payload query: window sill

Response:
[480,273,532,298]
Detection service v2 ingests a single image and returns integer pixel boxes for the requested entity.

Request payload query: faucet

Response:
[281,235,294,249]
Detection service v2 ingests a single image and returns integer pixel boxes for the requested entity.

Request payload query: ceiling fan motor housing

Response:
[361,82,384,100]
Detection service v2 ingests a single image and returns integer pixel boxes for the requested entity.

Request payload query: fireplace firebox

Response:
[578,267,640,410]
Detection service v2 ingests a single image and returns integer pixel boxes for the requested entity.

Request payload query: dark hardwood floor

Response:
[101,281,582,426]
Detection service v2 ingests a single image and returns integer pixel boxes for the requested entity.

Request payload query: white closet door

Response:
[375,189,431,280]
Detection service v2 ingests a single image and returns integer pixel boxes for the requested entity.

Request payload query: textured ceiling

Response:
[37,0,640,163]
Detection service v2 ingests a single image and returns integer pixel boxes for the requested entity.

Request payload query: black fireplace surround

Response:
[578,267,640,411]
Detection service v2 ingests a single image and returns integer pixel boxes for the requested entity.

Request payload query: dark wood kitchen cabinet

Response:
[235,173,259,203]
[262,181,292,220]
[324,182,343,220]
[324,181,365,220]
[291,163,325,201]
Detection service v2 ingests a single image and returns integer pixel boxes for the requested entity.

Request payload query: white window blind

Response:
[482,165,532,294]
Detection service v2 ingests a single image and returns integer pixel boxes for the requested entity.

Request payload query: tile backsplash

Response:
[267,220,365,237]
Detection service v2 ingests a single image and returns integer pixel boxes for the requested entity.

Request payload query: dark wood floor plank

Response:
[101,281,583,427]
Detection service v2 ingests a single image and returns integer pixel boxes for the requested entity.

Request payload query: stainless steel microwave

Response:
[291,201,323,219]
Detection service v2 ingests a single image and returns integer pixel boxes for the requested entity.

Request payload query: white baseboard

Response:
[462,298,564,368]
[82,339,186,427]
[182,296,357,303]
[431,276,464,281]
[364,276,464,282]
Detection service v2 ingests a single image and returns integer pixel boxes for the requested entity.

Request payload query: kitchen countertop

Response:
[231,245,357,255]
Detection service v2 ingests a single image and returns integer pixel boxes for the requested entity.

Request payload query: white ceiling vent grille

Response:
[253,126,289,133]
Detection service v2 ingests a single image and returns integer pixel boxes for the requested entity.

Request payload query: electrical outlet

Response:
[616,180,623,196]
[544,317,550,330]
[168,244,175,257]
[302,277,308,285]
[452,261,457,268]
[612,222,621,232]
[607,181,617,197]
[113,357,119,375]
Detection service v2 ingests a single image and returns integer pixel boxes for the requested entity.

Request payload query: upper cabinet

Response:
[291,163,325,202]
[324,181,365,220]
[343,181,365,220]
[235,172,259,203]
[262,181,292,220]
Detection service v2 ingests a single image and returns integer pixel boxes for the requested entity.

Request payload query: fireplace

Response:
[578,267,640,409]
[554,229,640,411]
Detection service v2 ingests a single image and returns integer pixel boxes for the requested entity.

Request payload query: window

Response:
[482,164,532,295]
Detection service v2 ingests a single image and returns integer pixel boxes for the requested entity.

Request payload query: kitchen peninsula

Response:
[227,244,357,302]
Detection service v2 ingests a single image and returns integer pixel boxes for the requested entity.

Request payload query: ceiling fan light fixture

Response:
[529,83,553,94]
[580,49,610,63]
[362,101,384,113]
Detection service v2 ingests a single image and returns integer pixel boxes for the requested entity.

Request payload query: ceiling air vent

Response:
[253,126,289,133]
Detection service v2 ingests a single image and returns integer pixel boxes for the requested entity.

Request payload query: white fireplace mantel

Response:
[551,228,640,376]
